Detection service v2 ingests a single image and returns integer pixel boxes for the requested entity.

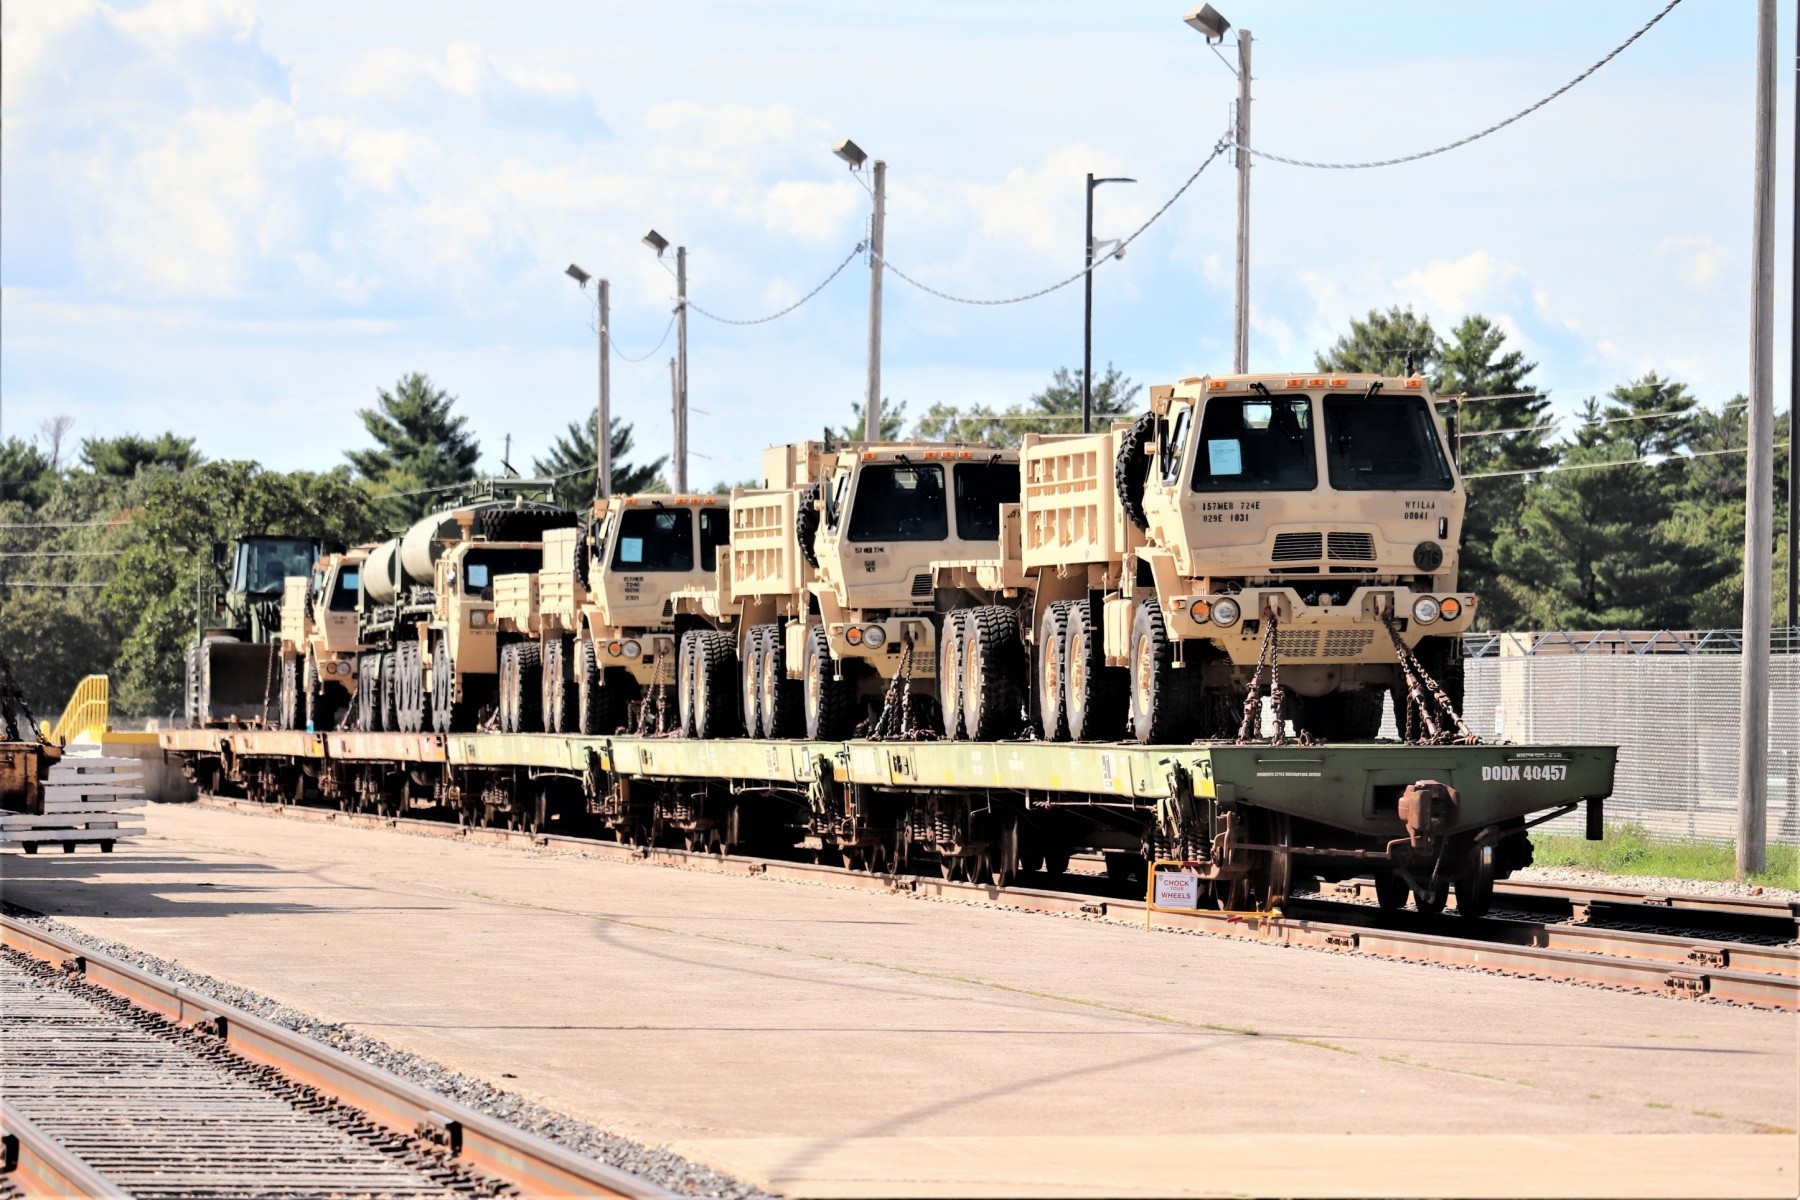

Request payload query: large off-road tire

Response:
[496,644,516,733]
[1063,600,1125,742]
[277,657,300,730]
[574,639,635,736]
[1036,602,1074,741]
[432,637,480,733]
[676,633,700,738]
[690,630,740,739]
[795,482,822,569]
[938,612,969,739]
[542,636,571,734]
[1301,686,1386,743]
[499,643,542,734]
[741,627,767,741]
[759,623,803,738]
[302,655,323,731]
[357,654,381,732]
[802,624,854,740]
[1128,599,1197,744]
[402,641,431,733]
[1115,412,1158,532]
[380,650,400,734]
[961,606,1025,741]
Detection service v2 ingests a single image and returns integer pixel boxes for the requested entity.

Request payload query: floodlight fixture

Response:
[642,229,669,256]
[833,138,867,169]
[1184,4,1230,42]
[565,263,591,286]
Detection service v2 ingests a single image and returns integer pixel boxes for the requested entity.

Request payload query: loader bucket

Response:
[199,639,279,724]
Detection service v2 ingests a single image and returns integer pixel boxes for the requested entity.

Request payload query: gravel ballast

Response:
[1512,864,1800,906]
[3,905,768,1200]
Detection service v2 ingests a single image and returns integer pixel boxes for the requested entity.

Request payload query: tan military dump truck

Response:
[492,493,729,735]
[673,440,1023,741]
[274,547,370,731]
[1014,371,1476,743]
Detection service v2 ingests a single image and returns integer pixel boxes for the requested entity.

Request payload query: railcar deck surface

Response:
[3,802,1793,1199]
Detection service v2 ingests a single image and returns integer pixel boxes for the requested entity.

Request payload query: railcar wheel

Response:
[962,606,1025,741]
[542,636,571,734]
[741,627,766,740]
[802,624,854,740]
[938,612,969,739]
[1128,600,1196,745]
[989,813,1022,888]
[1064,601,1125,741]
[1258,811,1293,909]
[690,630,741,738]
[1455,845,1496,919]
[1413,882,1448,916]
[1373,871,1409,912]
[760,624,802,738]
[1037,602,1073,741]
[277,657,299,730]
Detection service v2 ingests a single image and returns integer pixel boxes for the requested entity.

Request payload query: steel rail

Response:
[190,795,1799,1010]
[0,1099,129,1199]
[0,915,677,1200]
[1493,878,1800,929]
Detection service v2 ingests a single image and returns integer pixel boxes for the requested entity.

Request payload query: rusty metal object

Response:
[1397,780,1459,848]
[1381,608,1477,744]
[1234,606,1287,744]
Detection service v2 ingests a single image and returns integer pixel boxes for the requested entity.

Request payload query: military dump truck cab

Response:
[185,534,328,727]
[352,483,574,735]
[490,494,728,736]
[672,440,1023,742]
[1021,372,1476,744]
[273,547,371,731]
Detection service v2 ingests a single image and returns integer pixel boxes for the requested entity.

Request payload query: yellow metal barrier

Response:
[1144,858,1280,926]
[50,675,110,745]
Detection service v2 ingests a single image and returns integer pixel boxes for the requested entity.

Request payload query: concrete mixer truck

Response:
[353,484,576,734]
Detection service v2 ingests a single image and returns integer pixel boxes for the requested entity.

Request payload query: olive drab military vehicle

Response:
[491,493,729,735]
[353,485,575,734]
[1014,371,1476,744]
[274,547,372,731]
[672,440,1023,741]
[185,535,329,727]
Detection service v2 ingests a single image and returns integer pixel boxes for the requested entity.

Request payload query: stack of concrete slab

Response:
[0,757,145,853]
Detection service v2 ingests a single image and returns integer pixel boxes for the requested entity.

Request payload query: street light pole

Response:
[1233,29,1252,374]
[866,160,886,441]
[1738,0,1777,878]
[1789,1,1798,635]
[675,245,689,493]
[597,278,612,499]
[1083,174,1135,433]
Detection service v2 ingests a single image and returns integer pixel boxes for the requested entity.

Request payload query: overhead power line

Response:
[0,518,129,530]
[1464,440,1785,481]
[1458,400,1746,440]
[688,241,866,326]
[1240,0,1685,171]
[0,581,107,588]
[610,312,677,363]
[0,549,122,558]
[877,138,1231,306]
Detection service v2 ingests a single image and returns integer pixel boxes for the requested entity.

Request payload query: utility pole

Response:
[675,246,689,493]
[1233,29,1252,374]
[865,159,886,442]
[1789,3,1798,634]
[597,279,612,499]
[1085,174,1096,435]
[1738,0,1777,878]
[669,357,683,494]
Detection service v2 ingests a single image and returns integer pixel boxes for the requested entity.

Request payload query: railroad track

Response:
[187,794,1799,1010]
[0,916,673,1200]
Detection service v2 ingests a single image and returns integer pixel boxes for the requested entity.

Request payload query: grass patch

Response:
[1532,823,1798,889]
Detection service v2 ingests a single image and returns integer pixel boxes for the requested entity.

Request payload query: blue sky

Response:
[1,0,1790,489]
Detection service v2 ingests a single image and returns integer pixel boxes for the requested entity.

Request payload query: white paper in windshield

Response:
[620,537,644,564]
[1207,439,1243,476]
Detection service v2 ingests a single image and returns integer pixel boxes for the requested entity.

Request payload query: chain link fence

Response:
[1461,630,1799,843]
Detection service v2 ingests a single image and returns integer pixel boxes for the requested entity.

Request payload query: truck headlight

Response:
[1438,597,1462,622]
[622,639,641,658]
[862,625,886,649]
[1412,597,1441,624]
[469,610,490,628]
[1212,597,1240,626]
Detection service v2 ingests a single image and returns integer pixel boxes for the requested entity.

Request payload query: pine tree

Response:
[910,365,1140,448]
[1314,306,1442,383]
[80,432,204,479]
[826,399,910,443]
[1438,316,1556,627]
[532,413,666,505]
[1495,377,1711,629]
[346,373,481,527]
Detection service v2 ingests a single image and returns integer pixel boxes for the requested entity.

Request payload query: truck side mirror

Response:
[211,541,229,569]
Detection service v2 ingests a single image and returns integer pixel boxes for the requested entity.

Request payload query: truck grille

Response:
[1271,533,1322,562]
[1327,532,1375,561]
[911,573,933,599]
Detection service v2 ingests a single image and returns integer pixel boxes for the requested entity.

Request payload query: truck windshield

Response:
[953,462,1020,541]
[1191,397,1317,492]
[462,549,542,598]
[698,507,730,572]
[1323,396,1455,491]
[847,464,948,542]
[610,508,694,571]
[329,567,360,611]
[234,538,319,596]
